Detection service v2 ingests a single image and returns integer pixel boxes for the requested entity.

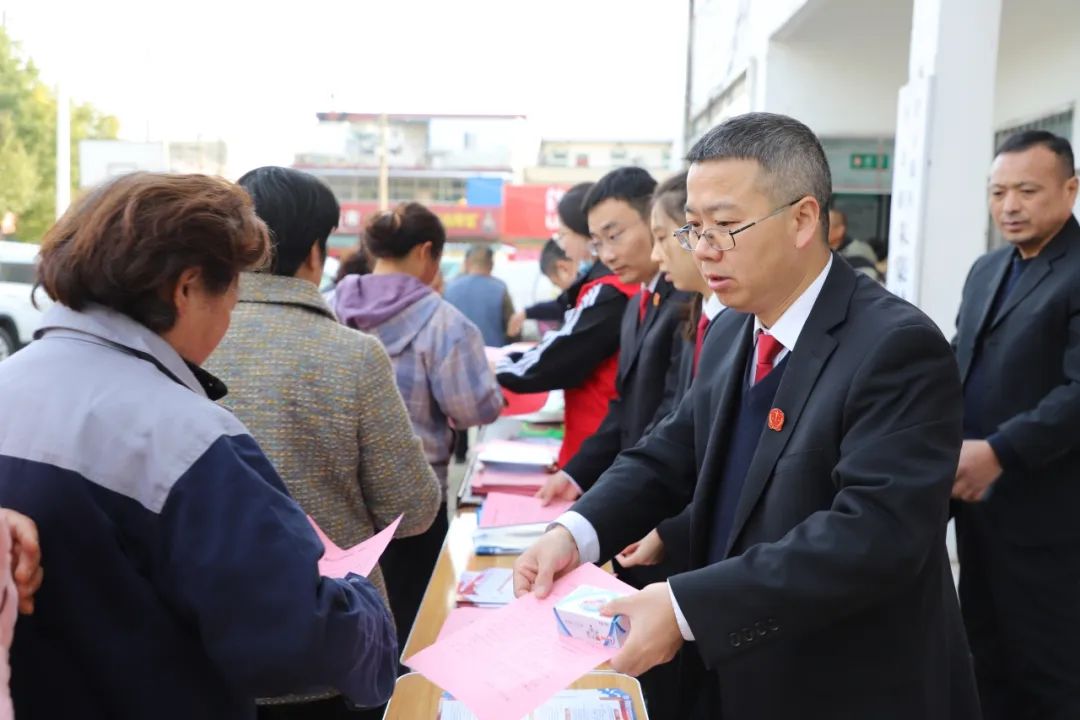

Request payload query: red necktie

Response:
[638,290,653,324]
[692,312,711,377]
[755,332,784,384]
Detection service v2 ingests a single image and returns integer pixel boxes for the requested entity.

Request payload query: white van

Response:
[0,241,45,360]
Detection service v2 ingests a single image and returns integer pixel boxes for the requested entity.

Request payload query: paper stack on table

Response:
[518,422,564,441]
[470,440,560,500]
[436,688,637,720]
[472,523,550,556]
[456,568,515,607]
[478,492,573,529]
[407,563,638,720]
[472,492,573,554]
[476,440,559,468]
[469,467,551,498]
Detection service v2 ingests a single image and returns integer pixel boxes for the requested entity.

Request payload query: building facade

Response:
[524,139,674,185]
[294,112,525,251]
[78,140,228,188]
[685,0,1080,333]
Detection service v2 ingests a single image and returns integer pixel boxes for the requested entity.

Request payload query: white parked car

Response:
[0,241,47,360]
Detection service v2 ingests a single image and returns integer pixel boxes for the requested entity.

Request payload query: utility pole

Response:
[55,82,71,219]
[682,0,695,156]
[378,113,390,211]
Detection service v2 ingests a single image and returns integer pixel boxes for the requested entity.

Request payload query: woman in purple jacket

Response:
[334,202,503,647]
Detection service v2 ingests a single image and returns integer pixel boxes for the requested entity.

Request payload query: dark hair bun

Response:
[364,202,447,260]
[365,209,402,248]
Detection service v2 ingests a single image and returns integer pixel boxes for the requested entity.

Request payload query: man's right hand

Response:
[512,525,581,599]
[616,529,665,568]
[536,470,582,506]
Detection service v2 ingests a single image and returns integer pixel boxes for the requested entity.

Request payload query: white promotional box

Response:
[552,585,630,648]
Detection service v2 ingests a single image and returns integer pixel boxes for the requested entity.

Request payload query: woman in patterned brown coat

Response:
[207,167,441,720]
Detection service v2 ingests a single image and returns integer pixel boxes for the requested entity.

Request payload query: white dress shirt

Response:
[750,254,833,382]
[556,255,834,641]
[703,294,725,321]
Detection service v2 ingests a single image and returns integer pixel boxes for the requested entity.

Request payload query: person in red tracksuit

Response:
[496,190,637,467]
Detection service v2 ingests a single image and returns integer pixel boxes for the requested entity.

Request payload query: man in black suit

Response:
[536,167,689,504]
[951,130,1080,719]
[615,296,739,575]
[514,112,979,719]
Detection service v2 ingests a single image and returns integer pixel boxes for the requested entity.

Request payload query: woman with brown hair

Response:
[0,173,397,719]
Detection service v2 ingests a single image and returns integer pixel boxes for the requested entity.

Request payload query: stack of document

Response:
[518,422,565,441]
[469,467,550,498]
[472,493,572,555]
[476,440,559,468]
[456,568,515,607]
[470,440,560,499]
[437,688,637,719]
[473,492,574,557]
[471,523,548,556]
[479,492,572,529]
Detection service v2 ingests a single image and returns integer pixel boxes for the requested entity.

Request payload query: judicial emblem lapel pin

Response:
[768,408,785,432]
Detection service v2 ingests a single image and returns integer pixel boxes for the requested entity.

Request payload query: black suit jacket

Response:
[953,215,1080,546]
[572,258,979,719]
[563,277,688,489]
[652,308,745,570]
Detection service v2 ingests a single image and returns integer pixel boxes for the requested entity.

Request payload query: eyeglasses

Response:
[554,230,599,257]
[587,220,644,255]
[675,198,803,252]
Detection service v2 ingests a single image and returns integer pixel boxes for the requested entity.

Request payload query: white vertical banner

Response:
[907,0,942,81]
[886,76,935,304]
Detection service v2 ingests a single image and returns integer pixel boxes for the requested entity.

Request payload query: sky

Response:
[1,0,690,177]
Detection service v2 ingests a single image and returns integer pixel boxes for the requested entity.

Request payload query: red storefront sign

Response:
[502,185,570,239]
[338,202,502,239]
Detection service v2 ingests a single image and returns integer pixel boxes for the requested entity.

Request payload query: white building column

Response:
[887,0,1002,336]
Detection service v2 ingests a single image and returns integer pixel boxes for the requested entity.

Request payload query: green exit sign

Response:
[850,153,890,170]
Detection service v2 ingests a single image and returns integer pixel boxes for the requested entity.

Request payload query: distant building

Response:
[78,141,167,188]
[684,0,1080,335]
[77,140,228,189]
[295,112,526,251]
[167,140,228,176]
[524,139,674,184]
